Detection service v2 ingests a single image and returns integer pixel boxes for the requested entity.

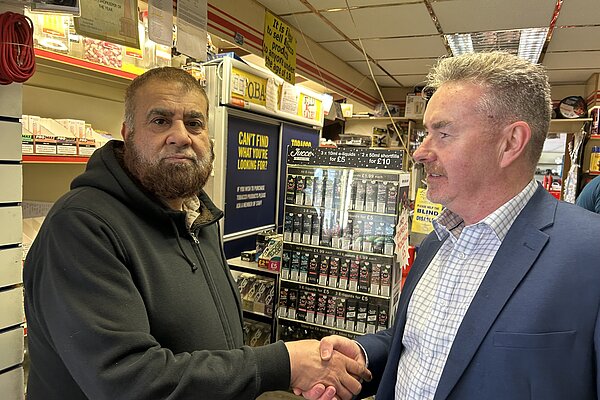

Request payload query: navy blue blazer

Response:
[356,185,600,400]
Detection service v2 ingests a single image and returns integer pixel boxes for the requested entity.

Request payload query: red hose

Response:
[0,11,35,85]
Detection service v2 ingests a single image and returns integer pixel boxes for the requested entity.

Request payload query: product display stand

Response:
[277,147,409,340]
[228,257,279,346]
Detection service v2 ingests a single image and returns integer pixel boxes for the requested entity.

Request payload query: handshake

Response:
[285,335,371,400]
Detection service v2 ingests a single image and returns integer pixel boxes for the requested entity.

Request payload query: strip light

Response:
[445,27,549,64]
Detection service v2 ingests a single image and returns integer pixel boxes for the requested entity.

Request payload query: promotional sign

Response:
[230,67,269,108]
[287,146,403,170]
[297,92,322,122]
[263,10,296,84]
[278,123,320,228]
[74,0,139,48]
[411,188,443,234]
[224,115,280,235]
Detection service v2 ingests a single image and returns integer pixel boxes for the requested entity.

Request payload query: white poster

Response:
[148,0,173,47]
[176,0,207,61]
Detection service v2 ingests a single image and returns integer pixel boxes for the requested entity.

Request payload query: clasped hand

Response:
[286,336,370,400]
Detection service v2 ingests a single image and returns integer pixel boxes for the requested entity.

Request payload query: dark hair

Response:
[124,67,208,131]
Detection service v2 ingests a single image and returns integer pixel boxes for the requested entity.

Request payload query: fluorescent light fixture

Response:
[445,27,549,64]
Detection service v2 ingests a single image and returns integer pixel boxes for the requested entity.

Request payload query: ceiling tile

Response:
[254,0,309,15]
[360,36,448,59]
[546,26,600,52]
[373,75,401,87]
[347,60,386,75]
[543,51,600,70]
[307,0,418,8]
[546,69,596,85]
[282,13,344,41]
[320,41,366,61]
[432,0,556,33]
[378,58,440,75]
[321,3,438,39]
[392,75,429,87]
[555,0,600,26]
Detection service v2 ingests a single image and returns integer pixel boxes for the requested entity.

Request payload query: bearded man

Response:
[23,67,369,400]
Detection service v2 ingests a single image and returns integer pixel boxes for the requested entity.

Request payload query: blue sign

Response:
[224,115,280,235]
[278,123,320,228]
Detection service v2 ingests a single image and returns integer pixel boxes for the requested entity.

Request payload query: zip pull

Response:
[189,231,200,244]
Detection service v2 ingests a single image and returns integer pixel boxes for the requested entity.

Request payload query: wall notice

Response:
[262,10,296,85]
[411,188,443,234]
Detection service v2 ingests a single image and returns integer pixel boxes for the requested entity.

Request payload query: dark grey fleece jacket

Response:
[24,140,290,400]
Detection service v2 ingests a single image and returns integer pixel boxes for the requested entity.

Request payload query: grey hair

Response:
[123,67,209,131]
[424,51,552,168]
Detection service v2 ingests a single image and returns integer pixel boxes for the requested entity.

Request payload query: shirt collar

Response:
[432,179,538,242]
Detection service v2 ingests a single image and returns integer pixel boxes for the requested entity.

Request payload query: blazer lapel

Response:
[433,187,556,400]
[377,234,444,399]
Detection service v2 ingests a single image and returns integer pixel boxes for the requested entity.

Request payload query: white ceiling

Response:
[252,0,600,90]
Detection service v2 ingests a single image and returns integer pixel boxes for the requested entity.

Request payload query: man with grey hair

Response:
[304,51,600,400]
[24,67,370,400]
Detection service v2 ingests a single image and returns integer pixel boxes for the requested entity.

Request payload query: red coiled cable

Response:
[0,11,36,85]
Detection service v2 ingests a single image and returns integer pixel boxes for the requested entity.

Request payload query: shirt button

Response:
[458,251,466,259]
[438,299,449,308]
[423,349,432,358]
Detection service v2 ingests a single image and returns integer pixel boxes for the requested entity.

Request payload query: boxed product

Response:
[366,304,378,334]
[240,249,257,262]
[299,252,309,283]
[327,257,339,288]
[348,259,360,292]
[258,235,282,271]
[290,251,300,281]
[287,289,298,319]
[280,250,291,280]
[358,261,371,293]
[315,293,327,325]
[277,287,289,317]
[335,298,346,329]
[318,256,330,286]
[325,295,337,327]
[355,301,368,333]
[255,230,277,261]
[305,291,317,323]
[252,279,270,314]
[307,253,320,284]
[377,304,389,332]
[296,290,308,321]
[338,259,350,290]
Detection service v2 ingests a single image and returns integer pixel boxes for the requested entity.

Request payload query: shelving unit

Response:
[227,257,279,345]
[277,147,410,341]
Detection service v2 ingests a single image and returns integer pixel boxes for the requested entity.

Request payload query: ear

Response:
[499,121,531,168]
[120,123,129,141]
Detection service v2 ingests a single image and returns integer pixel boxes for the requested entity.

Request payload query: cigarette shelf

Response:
[279,316,370,337]
[281,278,390,300]
[22,155,90,164]
[227,256,279,277]
[283,241,396,259]
[242,310,272,325]
[285,203,398,218]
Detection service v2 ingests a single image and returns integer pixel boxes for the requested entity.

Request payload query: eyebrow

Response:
[427,120,452,130]
[146,108,206,120]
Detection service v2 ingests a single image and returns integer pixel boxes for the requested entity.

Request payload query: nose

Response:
[166,121,192,147]
[412,136,434,164]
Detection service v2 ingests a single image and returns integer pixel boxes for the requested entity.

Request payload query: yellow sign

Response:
[297,93,322,122]
[231,67,268,108]
[411,188,443,235]
[263,11,296,85]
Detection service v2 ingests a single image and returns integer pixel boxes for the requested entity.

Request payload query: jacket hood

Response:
[71,140,223,230]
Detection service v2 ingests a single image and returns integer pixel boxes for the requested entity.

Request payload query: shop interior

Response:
[1,0,600,398]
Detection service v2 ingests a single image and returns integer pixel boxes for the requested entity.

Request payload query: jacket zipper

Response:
[188,231,236,349]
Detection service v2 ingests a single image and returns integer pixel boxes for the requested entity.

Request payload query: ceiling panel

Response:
[322,3,438,39]
[546,70,596,85]
[432,0,556,33]
[307,0,419,8]
[347,60,386,75]
[282,13,344,42]
[555,0,600,25]
[378,58,440,75]
[254,0,309,15]
[546,26,600,52]
[359,36,448,60]
[543,51,600,70]
[392,75,429,87]
[320,41,366,61]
